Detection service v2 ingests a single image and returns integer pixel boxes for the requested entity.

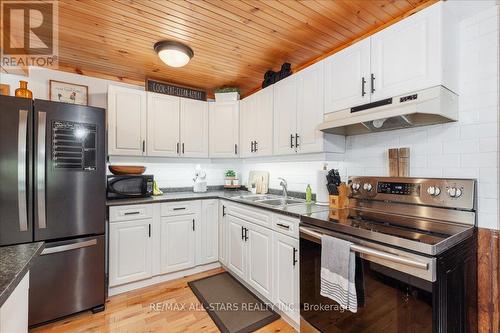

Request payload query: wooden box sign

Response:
[146,78,206,101]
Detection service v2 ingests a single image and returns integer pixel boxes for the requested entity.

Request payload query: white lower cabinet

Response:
[273,232,299,323]
[224,202,300,326]
[246,223,274,301]
[109,199,218,290]
[160,214,196,274]
[227,214,247,280]
[199,199,219,265]
[218,201,228,266]
[109,219,152,287]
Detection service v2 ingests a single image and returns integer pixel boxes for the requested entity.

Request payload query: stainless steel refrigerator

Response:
[0,95,106,326]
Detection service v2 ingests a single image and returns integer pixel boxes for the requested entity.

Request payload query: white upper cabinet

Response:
[209,101,239,158]
[273,75,297,155]
[239,95,255,158]
[180,99,209,158]
[240,86,273,157]
[370,2,441,100]
[296,61,326,154]
[324,38,371,113]
[323,2,457,113]
[147,93,180,157]
[107,85,147,156]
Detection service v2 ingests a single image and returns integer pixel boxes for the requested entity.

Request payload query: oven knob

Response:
[352,183,361,191]
[426,186,441,196]
[363,183,373,191]
[447,187,462,198]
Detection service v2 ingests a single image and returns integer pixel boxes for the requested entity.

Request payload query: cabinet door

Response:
[370,4,440,100]
[227,214,246,280]
[254,86,274,156]
[199,199,218,265]
[107,85,147,156]
[160,215,196,274]
[180,99,209,158]
[324,38,370,113]
[146,93,180,157]
[218,202,228,266]
[209,101,239,158]
[239,95,256,158]
[246,223,274,300]
[109,219,152,286]
[274,232,299,323]
[273,76,297,155]
[296,62,325,154]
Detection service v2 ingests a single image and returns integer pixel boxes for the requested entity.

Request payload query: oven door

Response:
[300,225,436,333]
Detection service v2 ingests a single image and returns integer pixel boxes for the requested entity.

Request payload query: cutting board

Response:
[247,171,270,194]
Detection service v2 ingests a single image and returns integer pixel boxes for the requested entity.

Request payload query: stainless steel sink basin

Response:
[238,194,278,201]
[256,198,306,206]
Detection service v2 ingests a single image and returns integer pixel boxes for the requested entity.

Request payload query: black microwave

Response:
[107,175,154,199]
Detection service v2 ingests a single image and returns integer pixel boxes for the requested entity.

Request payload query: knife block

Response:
[329,183,348,209]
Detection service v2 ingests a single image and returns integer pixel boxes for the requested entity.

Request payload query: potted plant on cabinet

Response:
[214,87,240,102]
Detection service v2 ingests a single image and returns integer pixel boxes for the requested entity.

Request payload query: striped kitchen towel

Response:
[320,235,358,313]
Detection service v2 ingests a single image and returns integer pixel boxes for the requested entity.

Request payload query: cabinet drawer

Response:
[161,200,201,217]
[226,202,272,228]
[109,204,153,222]
[272,214,299,238]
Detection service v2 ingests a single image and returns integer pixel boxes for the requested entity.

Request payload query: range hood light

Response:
[372,118,386,129]
[154,41,194,68]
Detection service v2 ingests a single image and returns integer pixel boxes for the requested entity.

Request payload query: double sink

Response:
[237,194,306,207]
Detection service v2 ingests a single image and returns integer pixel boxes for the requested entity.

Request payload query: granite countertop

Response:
[107,190,331,218]
[0,242,44,307]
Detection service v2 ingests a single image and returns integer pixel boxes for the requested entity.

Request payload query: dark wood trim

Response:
[477,227,500,333]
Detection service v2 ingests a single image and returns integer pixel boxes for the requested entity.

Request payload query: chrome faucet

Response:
[278,177,288,199]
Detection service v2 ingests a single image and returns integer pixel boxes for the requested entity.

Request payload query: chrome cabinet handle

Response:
[361,77,366,97]
[370,73,375,94]
[37,111,47,229]
[18,109,28,232]
[299,226,428,270]
[41,239,97,255]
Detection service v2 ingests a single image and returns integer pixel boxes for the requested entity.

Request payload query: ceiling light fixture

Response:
[154,41,194,68]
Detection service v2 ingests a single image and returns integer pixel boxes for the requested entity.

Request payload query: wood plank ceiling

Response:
[52,0,435,96]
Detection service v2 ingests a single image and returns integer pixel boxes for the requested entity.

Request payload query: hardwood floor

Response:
[30,268,296,333]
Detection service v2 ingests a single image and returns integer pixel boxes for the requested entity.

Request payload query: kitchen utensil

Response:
[108,165,146,175]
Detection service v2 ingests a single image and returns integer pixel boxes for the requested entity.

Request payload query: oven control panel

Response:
[377,182,420,196]
[349,176,476,210]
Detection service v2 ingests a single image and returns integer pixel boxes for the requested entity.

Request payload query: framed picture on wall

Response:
[49,80,88,105]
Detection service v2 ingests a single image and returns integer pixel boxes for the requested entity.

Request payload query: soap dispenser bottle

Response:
[306,184,312,203]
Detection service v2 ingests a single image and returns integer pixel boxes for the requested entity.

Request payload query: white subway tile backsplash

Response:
[461,152,498,168]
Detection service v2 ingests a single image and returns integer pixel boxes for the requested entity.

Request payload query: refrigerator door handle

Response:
[18,109,29,232]
[41,239,97,255]
[37,111,47,229]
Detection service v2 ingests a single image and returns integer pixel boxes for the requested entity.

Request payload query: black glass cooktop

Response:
[301,208,469,248]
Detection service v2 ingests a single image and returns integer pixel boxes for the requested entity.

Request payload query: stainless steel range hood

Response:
[319,86,458,136]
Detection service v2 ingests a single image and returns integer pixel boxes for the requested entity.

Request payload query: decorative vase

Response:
[15,81,32,99]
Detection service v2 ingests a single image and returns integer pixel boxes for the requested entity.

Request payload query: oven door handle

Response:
[299,226,429,270]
